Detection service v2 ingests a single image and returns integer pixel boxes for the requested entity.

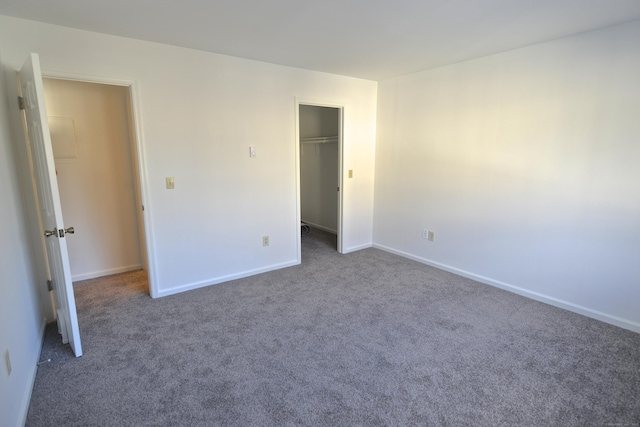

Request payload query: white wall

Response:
[43,78,142,281]
[0,54,45,427]
[300,105,339,233]
[0,15,378,297]
[374,20,640,332]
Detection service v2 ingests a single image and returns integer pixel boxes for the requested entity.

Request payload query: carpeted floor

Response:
[26,228,640,426]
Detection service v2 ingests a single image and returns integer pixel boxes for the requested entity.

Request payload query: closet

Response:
[43,78,146,281]
[299,104,341,249]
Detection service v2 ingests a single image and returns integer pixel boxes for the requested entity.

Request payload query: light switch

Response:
[249,146,256,158]
[166,177,175,189]
[348,169,353,178]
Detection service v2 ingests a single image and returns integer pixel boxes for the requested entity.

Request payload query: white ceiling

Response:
[1,0,639,81]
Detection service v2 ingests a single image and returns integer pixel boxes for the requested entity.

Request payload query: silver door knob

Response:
[44,228,57,237]
[64,226,75,234]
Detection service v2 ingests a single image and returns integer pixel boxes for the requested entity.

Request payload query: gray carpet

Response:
[26,228,640,426]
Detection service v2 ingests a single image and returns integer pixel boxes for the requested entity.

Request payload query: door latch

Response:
[44,228,57,238]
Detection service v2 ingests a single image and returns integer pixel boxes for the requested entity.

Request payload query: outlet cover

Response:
[262,236,269,246]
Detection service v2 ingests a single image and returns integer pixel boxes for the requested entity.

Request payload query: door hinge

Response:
[47,280,53,291]
[18,96,25,110]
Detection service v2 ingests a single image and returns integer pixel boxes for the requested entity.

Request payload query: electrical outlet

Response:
[422,229,428,239]
[249,146,256,158]
[262,236,269,246]
[4,350,12,377]
[428,231,435,242]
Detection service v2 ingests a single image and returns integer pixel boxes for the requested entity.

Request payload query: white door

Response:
[19,53,82,357]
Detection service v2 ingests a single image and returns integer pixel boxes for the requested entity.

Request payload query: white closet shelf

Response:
[300,136,339,144]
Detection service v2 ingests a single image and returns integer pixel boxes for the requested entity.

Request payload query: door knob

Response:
[64,226,75,234]
[44,228,57,237]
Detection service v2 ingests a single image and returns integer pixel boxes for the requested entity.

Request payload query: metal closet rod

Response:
[300,136,339,144]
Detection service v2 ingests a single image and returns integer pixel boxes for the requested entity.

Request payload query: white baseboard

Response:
[373,243,640,334]
[342,243,373,254]
[301,220,336,235]
[19,318,47,427]
[72,264,142,282]
[156,259,300,298]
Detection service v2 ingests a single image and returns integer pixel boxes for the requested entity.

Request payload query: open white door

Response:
[19,53,82,357]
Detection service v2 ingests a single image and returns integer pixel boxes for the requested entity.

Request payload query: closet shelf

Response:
[300,136,339,144]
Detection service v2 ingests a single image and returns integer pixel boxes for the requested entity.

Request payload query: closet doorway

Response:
[42,77,148,287]
[298,103,343,254]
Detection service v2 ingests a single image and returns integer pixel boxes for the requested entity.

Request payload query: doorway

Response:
[298,103,343,255]
[42,78,148,289]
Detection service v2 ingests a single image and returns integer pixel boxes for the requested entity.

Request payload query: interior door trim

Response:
[294,97,346,260]
[42,70,159,298]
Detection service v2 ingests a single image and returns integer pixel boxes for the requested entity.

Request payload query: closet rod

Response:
[300,136,339,144]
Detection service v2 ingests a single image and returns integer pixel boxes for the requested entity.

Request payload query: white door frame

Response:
[43,70,159,298]
[295,98,345,260]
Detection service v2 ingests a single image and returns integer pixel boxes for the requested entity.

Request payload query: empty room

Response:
[0,1,639,426]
